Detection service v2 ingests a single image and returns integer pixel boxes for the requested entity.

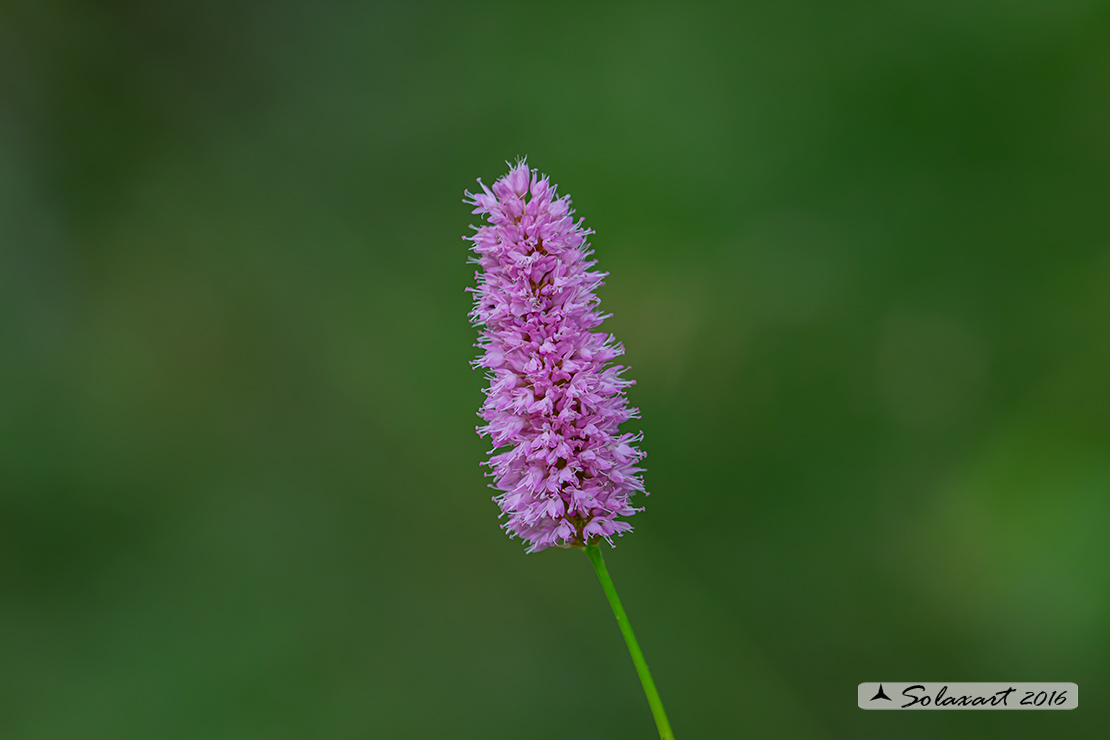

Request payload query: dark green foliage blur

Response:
[2,1,1108,738]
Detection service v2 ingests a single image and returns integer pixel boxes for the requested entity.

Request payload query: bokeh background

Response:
[3,1,1109,738]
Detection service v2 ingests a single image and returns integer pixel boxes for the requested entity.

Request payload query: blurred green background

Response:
[2,1,1109,738]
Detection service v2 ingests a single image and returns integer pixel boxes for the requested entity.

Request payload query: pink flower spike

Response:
[464,160,647,553]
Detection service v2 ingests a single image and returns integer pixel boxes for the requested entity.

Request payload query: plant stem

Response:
[582,543,675,740]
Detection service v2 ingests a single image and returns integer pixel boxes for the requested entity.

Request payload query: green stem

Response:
[582,543,675,740]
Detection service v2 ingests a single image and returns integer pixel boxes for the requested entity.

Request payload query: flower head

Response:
[465,160,646,552]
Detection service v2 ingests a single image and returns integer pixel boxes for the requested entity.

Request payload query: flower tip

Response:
[503,159,531,197]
